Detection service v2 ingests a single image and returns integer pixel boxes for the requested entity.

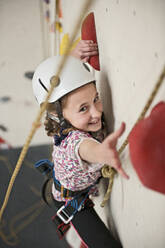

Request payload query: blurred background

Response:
[0,0,82,247]
[0,0,47,147]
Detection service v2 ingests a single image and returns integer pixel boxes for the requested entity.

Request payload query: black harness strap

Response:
[52,214,70,240]
[34,159,96,238]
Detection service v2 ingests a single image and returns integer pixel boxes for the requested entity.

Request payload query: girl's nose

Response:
[90,105,102,118]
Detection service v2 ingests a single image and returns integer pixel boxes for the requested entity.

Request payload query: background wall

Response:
[93,1,165,247]
[0,0,49,147]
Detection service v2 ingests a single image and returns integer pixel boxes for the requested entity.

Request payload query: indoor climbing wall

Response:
[92,1,165,247]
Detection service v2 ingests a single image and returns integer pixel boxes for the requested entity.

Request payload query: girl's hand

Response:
[79,122,129,179]
[70,40,98,62]
[101,122,129,179]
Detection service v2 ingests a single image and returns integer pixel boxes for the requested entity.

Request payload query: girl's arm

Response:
[79,122,129,179]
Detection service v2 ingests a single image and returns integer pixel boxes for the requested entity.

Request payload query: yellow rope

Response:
[0,0,93,222]
[101,65,165,207]
[101,167,116,207]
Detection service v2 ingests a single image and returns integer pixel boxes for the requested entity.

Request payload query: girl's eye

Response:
[79,106,88,112]
[94,95,99,103]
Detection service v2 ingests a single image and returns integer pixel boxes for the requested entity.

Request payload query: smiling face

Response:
[62,82,103,132]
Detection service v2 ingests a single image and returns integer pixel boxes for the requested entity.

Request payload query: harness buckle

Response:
[56,205,74,224]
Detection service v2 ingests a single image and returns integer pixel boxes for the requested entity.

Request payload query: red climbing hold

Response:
[0,136,11,149]
[129,101,165,194]
[81,12,100,71]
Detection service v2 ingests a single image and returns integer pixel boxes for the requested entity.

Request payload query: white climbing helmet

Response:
[32,55,95,105]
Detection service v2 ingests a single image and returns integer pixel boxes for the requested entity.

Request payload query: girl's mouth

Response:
[89,119,100,125]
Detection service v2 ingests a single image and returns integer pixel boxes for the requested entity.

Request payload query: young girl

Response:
[32,55,129,248]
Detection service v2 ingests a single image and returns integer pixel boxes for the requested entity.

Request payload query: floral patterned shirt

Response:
[52,130,104,201]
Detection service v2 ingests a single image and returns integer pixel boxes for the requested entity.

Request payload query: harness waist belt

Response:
[35,159,101,199]
[53,170,101,198]
[53,176,90,198]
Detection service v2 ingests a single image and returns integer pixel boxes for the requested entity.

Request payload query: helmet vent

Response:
[38,78,48,92]
[83,63,90,72]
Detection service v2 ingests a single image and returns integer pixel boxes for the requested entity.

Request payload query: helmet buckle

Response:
[50,76,60,87]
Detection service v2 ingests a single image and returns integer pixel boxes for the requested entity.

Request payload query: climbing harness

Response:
[34,158,95,238]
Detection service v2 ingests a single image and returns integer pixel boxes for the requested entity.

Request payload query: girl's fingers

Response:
[81,40,94,44]
[111,159,129,179]
[82,56,90,62]
[113,122,125,139]
[78,40,98,49]
[117,166,129,179]
[108,122,125,144]
[80,45,98,52]
[105,122,129,179]
[81,51,98,57]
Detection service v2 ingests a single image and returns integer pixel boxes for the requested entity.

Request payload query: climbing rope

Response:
[0,0,94,222]
[101,65,165,207]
